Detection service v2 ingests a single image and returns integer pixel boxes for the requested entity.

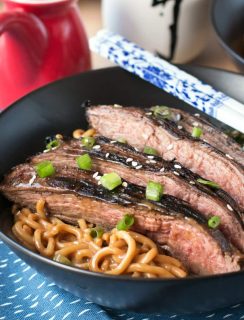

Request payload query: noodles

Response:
[12,200,187,278]
[72,128,96,139]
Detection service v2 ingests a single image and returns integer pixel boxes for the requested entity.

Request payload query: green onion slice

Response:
[46,139,60,150]
[81,136,96,149]
[35,161,55,178]
[116,214,135,231]
[192,127,203,138]
[146,181,164,201]
[100,172,122,190]
[208,216,221,229]
[53,254,72,266]
[90,227,104,238]
[76,154,92,170]
[197,178,219,189]
[143,146,158,155]
[117,137,127,144]
[150,106,172,119]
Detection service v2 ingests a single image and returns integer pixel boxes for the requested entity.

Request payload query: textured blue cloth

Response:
[0,240,244,320]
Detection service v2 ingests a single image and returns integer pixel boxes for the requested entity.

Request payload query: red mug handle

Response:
[0,11,48,64]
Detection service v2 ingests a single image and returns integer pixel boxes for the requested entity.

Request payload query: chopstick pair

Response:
[90,29,244,133]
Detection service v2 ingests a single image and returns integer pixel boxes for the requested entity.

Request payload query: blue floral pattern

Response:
[90,30,244,132]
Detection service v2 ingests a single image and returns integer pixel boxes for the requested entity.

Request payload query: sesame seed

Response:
[167,144,173,151]
[93,145,101,150]
[122,182,128,187]
[113,104,122,108]
[173,171,180,176]
[174,164,181,169]
[136,165,142,170]
[226,154,233,160]
[149,160,156,164]
[126,158,133,163]
[192,122,199,127]
[189,180,195,185]
[177,125,183,130]
[105,153,110,158]
[110,141,116,144]
[95,176,101,181]
[134,147,139,152]
[146,160,151,164]
[175,114,181,121]
[28,175,36,185]
[98,181,101,185]
[145,112,152,116]
[93,172,99,178]
[160,167,165,172]
[142,133,149,140]
[227,204,233,211]
[132,161,138,167]
[147,156,154,159]
[43,149,49,153]
[194,113,200,117]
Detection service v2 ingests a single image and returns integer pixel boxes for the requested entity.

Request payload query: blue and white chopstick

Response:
[90,29,244,133]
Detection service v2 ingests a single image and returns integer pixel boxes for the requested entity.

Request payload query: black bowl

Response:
[0,66,244,314]
[212,0,244,72]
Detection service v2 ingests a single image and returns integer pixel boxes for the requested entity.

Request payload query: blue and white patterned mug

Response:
[102,0,211,63]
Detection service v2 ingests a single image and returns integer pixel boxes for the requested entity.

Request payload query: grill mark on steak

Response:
[93,137,243,213]
[0,163,240,275]
[87,105,244,211]
[30,136,244,252]
[2,163,207,224]
[49,176,207,224]
[166,107,244,167]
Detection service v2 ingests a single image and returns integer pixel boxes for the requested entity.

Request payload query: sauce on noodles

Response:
[12,199,187,278]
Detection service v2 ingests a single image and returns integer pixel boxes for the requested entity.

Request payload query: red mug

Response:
[0,0,91,110]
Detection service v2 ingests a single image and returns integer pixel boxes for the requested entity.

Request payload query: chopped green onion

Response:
[116,214,135,231]
[117,137,127,144]
[46,139,60,150]
[76,154,92,170]
[100,172,122,190]
[90,227,104,238]
[146,181,164,201]
[150,106,172,119]
[208,216,221,229]
[35,161,55,178]
[192,127,203,138]
[197,178,219,189]
[53,254,72,266]
[143,146,158,155]
[81,136,95,148]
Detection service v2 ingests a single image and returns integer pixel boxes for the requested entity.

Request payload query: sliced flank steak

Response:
[30,136,244,252]
[0,163,240,275]
[166,107,244,167]
[87,105,244,211]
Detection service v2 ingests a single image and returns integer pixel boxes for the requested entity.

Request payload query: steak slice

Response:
[87,105,244,210]
[30,136,244,252]
[0,163,240,275]
[167,107,244,167]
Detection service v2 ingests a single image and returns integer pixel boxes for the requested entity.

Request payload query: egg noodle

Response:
[12,199,187,278]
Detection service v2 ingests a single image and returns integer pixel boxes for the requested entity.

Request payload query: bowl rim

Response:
[211,0,244,65]
[1,65,244,285]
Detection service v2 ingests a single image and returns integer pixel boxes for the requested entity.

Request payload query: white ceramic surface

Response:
[102,0,211,63]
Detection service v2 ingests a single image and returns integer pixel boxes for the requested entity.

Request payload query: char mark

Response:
[47,176,206,225]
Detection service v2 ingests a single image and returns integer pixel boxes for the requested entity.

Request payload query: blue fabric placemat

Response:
[1,240,244,320]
